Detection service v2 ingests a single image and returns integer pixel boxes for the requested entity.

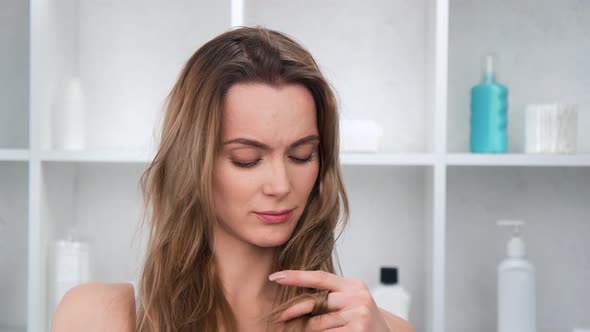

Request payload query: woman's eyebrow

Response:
[223,134,320,150]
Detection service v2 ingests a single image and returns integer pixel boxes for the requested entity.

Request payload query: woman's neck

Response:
[212,225,279,312]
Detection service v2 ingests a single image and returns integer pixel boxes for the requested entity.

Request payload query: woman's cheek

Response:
[301,161,320,191]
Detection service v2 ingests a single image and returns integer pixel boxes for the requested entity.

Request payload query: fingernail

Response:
[269,272,286,281]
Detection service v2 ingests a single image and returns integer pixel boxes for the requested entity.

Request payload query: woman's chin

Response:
[250,232,292,248]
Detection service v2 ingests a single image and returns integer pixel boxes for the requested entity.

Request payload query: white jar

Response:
[524,103,578,154]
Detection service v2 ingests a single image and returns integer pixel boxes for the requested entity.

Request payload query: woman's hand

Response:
[268,270,391,332]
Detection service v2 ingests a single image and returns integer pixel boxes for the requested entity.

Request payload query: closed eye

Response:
[232,154,315,169]
[232,159,260,168]
[291,154,314,164]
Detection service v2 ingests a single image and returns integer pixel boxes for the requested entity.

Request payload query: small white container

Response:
[370,266,411,321]
[524,103,578,154]
[48,230,91,316]
[339,119,383,152]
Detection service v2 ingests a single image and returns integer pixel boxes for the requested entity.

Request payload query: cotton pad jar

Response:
[524,103,578,154]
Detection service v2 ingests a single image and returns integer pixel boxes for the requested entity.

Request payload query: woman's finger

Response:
[273,291,347,323]
[269,270,359,292]
[304,308,358,332]
[305,311,347,332]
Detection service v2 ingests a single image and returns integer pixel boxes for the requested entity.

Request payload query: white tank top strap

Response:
[129,280,140,316]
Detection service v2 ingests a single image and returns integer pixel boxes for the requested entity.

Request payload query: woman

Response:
[51,26,415,332]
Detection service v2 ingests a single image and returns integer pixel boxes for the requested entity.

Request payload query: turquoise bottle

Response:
[470,54,508,153]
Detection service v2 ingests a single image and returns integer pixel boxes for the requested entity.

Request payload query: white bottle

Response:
[370,267,411,321]
[497,220,536,332]
[57,77,86,150]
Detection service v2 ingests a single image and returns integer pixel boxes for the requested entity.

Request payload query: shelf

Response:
[341,153,436,166]
[447,0,590,155]
[37,0,230,152]
[446,166,590,331]
[39,151,590,167]
[40,162,147,328]
[40,149,153,163]
[0,149,29,162]
[325,166,433,331]
[446,153,590,167]
[11,148,590,167]
[39,150,437,166]
[243,0,436,153]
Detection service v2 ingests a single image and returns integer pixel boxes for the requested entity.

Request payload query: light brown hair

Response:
[137,26,350,331]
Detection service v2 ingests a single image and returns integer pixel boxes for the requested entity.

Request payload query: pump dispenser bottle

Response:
[497,220,536,332]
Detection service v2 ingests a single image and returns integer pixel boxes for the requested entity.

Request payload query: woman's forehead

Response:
[222,82,318,145]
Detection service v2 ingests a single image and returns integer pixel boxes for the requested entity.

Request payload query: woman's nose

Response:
[262,158,291,198]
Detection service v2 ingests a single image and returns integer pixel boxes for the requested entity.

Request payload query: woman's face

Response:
[213,82,320,248]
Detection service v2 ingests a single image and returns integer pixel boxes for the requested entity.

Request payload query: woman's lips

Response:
[255,210,293,224]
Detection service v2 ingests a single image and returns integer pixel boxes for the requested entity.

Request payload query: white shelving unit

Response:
[446,153,590,167]
[0,150,29,162]
[0,0,588,332]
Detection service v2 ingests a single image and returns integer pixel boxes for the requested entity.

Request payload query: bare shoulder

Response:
[379,308,416,332]
[50,281,135,332]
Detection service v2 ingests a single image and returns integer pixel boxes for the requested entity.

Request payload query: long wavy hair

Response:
[136,26,350,331]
